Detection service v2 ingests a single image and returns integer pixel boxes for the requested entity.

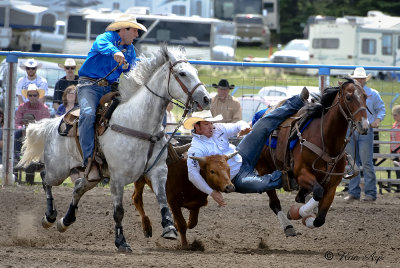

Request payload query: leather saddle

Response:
[57,92,120,159]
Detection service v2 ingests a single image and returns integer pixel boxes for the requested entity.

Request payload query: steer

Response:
[132,151,237,249]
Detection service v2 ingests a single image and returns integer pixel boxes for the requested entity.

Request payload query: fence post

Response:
[2,55,17,186]
[318,67,330,93]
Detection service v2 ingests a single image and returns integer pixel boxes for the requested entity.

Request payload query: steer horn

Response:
[225,151,239,160]
[189,156,206,166]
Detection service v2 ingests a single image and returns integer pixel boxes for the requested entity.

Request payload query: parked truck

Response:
[308,11,400,79]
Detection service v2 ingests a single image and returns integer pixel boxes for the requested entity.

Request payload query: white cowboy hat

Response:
[20,58,42,70]
[21,83,45,99]
[58,58,76,69]
[350,67,372,81]
[183,110,223,130]
[105,14,147,32]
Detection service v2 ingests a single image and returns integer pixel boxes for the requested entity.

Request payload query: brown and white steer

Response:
[132,152,237,249]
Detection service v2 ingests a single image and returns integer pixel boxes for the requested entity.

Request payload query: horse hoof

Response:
[288,205,302,220]
[56,217,69,233]
[117,245,132,253]
[143,229,152,238]
[42,215,55,229]
[162,225,178,240]
[302,213,316,229]
[284,226,297,237]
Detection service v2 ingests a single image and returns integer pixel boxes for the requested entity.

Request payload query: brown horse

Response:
[256,78,369,235]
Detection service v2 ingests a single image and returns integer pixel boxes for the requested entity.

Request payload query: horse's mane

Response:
[118,45,187,102]
[304,77,354,119]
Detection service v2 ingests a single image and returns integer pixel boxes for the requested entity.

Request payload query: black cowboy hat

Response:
[212,79,235,89]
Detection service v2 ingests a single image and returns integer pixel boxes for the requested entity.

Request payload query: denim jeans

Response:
[77,82,111,165]
[233,95,305,193]
[346,128,377,199]
[237,95,305,167]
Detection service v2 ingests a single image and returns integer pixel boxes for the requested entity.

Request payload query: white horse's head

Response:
[119,45,210,111]
[161,45,211,111]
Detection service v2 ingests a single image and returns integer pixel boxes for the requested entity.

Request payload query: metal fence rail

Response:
[1,50,400,191]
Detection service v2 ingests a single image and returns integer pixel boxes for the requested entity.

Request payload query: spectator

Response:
[165,102,177,133]
[0,108,3,162]
[16,58,48,105]
[53,58,79,111]
[391,105,400,178]
[344,67,386,202]
[14,84,50,184]
[210,79,242,123]
[56,85,78,117]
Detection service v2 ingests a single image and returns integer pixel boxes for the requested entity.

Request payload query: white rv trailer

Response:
[308,11,400,78]
[66,10,236,60]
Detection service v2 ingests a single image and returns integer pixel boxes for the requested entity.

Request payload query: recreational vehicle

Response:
[0,0,65,52]
[308,11,400,78]
[66,10,236,60]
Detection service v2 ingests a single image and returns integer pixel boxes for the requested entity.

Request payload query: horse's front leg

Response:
[42,183,57,228]
[132,177,153,238]
[112,181,132,252]
[148,167,178,240]
[313,177,342,227]
[57,167,100,232]
[266,190,296,237]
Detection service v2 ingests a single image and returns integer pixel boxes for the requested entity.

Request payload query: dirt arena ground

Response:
[0,184,399,267]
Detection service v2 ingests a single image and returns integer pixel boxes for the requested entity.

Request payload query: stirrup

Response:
[281,171,298,192]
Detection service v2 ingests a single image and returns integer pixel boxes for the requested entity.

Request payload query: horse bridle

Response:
[337,81,367,126]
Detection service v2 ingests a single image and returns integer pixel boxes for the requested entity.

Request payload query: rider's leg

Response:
[237,90,308,168]
[77,83,110,166]
[232,161,282,193]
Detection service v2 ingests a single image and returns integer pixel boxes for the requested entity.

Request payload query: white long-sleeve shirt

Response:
[187,121,249,195]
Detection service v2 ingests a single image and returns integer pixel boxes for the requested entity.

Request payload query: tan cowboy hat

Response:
[183,110,223,130]
[20,58,42,70]
[58,58,76,69]
[105,14,147,32]
[350,67,372,81]
[21,83,45,99]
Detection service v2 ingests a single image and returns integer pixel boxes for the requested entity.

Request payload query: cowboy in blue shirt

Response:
[77,14,147,168]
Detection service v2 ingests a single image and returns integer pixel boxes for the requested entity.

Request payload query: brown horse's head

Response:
[338,78,369,134]
[190,152,237,193]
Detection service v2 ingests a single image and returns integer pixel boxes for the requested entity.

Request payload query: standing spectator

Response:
[15,84,50,184]
[53,58,79,111]
[56,85,78,116]
[210,79,242,123]
[344,67,386,202]
[391,105,400,178]
[16,58,48,105]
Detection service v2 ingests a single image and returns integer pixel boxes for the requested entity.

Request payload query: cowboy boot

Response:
[281,170,299,192]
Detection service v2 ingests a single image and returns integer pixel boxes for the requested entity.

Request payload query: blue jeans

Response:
[77,82,111,165]
[234,95,305,193]
[346,128,377,199]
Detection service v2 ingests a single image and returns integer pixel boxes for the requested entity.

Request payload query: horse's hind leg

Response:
[42,183,57,228]
[266,190,296,237]
[132,177,153,238]
[57,168,100,232]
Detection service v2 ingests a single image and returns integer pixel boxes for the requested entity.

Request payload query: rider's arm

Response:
[92,32,121,57]
[220,121,250,138]
[187,148,213,195]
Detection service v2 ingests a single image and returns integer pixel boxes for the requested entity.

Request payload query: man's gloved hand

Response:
[210,190,226,207]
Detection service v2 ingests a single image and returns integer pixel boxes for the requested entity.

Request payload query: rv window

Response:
[361,39,376,55]
[382,34,392,55]
[312,38,339,49]
[398,36,400,49]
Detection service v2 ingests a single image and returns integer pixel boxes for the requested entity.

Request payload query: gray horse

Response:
[18,45,211,252]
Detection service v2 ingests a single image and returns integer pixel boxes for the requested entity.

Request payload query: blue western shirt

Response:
[78,31,137,83]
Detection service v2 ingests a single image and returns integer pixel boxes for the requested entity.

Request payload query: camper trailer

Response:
[309,11,400,78]
[0,0,65,52]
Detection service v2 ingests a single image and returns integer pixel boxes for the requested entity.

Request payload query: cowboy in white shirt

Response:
[185,89,308,206]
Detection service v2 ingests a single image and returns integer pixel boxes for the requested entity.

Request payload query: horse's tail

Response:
[18,117,60,168]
